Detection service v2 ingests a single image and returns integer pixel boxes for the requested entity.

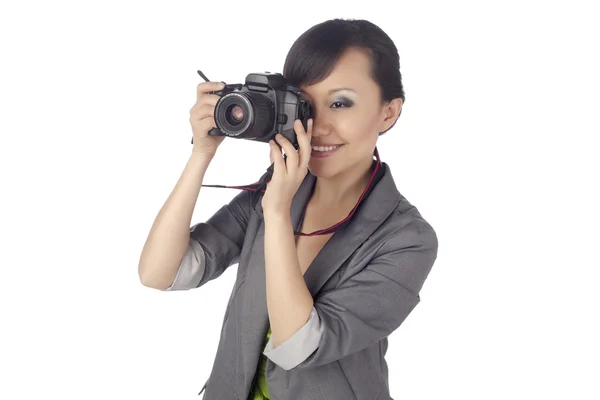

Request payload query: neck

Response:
[311,154,375,205]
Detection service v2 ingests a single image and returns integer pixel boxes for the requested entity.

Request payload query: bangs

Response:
[283,20,365,89]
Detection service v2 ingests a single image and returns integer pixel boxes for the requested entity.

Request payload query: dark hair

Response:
[283,18,405,136]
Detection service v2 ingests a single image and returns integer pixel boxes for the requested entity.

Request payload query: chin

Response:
[308,162,342,178]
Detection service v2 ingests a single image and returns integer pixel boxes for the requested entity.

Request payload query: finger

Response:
[191,103,217,121]
[270,140,285,174]
[198,93,221,107]
[190,115,217,132]
[275,133,298,170]
[196,81,225,103]
[298,118,313,168]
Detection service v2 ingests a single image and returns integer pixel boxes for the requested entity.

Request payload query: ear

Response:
[380,98,403,133]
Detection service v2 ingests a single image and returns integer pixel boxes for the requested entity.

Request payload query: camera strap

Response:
[200,147,384,236]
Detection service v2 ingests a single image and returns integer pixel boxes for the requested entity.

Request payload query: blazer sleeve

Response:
[162,173,266,291]
[163,238,207,291]
[264,218,438,370]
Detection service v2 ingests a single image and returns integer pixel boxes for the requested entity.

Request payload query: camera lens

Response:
[226,104,245,125]
[215,91,274,138]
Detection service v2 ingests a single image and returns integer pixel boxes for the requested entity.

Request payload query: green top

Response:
[247,326,272,400]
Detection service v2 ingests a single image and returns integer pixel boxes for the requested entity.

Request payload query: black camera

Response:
[191,72,313,150]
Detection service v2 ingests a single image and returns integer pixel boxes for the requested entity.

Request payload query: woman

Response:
[139,18,438,400]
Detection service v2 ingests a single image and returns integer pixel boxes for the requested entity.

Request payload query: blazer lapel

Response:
[237,161,401,394]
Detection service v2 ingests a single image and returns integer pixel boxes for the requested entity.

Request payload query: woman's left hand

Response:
[262,118,313,216]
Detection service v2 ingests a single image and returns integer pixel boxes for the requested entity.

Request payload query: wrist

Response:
[187,151,215,174]
[190,150,215,162]
[264,208,291,222]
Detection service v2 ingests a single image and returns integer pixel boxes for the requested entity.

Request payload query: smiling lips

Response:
[311,144,344,158]
[312,144,343,151]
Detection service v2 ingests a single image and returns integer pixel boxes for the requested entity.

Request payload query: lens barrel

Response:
[215,92,274,138]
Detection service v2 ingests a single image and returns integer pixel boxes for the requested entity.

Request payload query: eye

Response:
[331,100,352,109]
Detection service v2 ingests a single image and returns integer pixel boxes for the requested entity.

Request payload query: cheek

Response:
[334,111,377,142]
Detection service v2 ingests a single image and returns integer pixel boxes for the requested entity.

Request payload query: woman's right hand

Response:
[189,81,227,155]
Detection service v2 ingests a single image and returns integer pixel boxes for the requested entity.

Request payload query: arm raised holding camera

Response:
[138,81,228,289]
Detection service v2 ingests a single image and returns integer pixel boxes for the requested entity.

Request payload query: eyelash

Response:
[331,100,353,109]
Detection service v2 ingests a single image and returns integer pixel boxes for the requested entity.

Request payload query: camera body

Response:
[198,72,313,150]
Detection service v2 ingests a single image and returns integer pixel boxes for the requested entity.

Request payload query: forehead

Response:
[300,47,375,95]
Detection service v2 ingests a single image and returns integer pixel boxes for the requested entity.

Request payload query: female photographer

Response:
[139,18,438,400]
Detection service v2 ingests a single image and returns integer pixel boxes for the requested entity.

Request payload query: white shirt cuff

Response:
[262,306,323,370]
[163,238,206,291]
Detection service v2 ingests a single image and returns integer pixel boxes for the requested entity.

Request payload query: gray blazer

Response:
[163,161,438,400]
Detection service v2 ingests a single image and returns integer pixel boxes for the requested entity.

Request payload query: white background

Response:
[1,0,598,399]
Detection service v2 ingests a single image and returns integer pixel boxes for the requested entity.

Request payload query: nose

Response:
[308,114,331,139]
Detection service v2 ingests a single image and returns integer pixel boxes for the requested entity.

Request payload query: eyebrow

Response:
[300,87,357,97]
[328,87,356,94]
